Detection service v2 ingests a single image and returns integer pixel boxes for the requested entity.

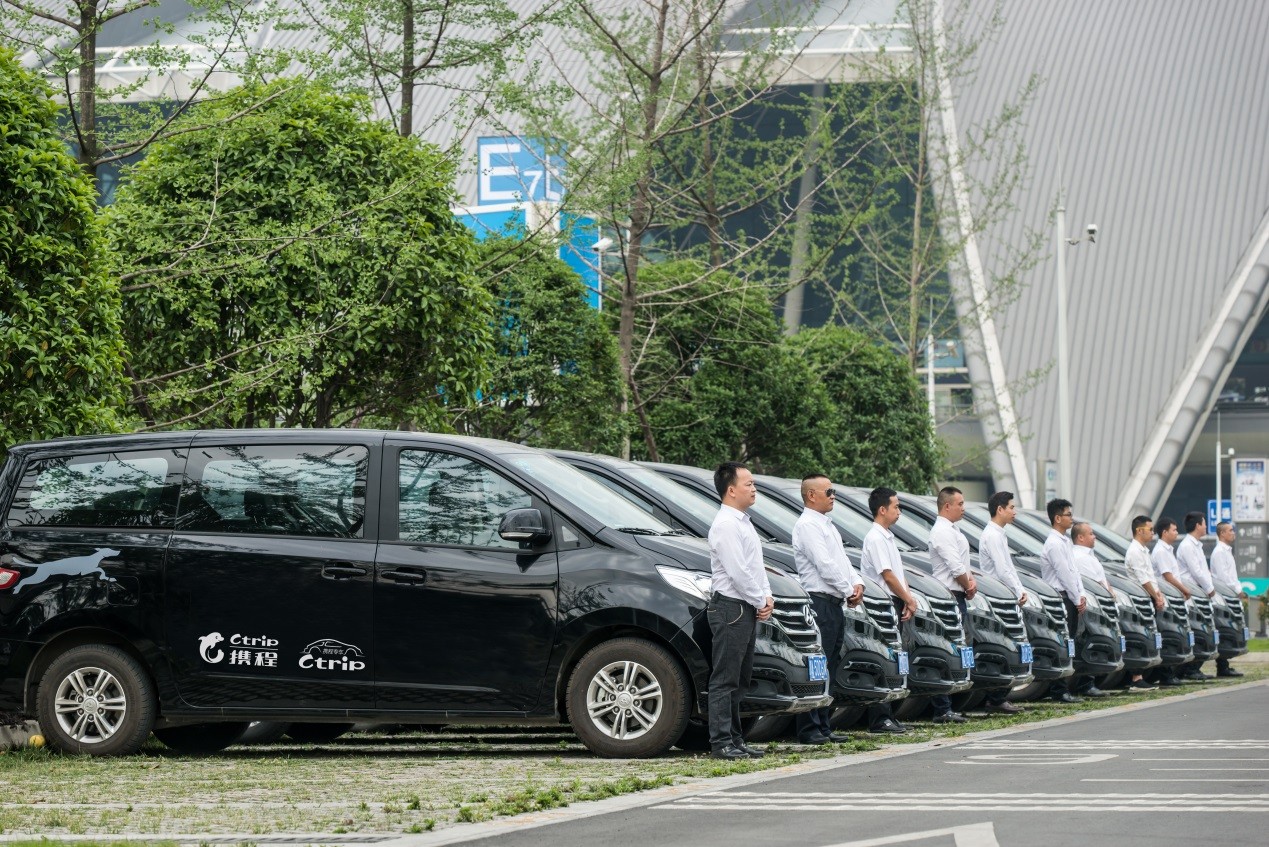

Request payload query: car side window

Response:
[6,450,179,529]
[398,450,531,549]
[177,444,367,538]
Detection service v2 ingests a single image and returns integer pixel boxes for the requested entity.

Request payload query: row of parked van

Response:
[0,430,1248,757]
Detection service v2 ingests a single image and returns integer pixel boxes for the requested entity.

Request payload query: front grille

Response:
[1101,598,1119,627]
[790,682,826,697]
[1191,595,1213,629]
[927,595,965,642]
[988,596,1028,641]
[1131,594,1155,619]
[862,595,901,645]
[772,596,821,651]
[1041,594,1067,630]
[1228,601,1245,629]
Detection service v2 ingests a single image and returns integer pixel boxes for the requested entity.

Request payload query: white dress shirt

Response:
[1150,540,1179,582]
[1072,545,1108,586]
[861,521,906,597]
[978,521,1025,598]
[792,508,863,599]
[928,515,971,594]
[1176,533,1214,594]
[1124,539,1157,590]
[1041,529,1084,603]
[708,504,772,610]
[1211,540,1238,587]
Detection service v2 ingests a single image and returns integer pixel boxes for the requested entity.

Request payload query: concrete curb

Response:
[0,721,39,751]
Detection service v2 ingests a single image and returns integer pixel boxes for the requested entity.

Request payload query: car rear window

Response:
[6,451,178,529]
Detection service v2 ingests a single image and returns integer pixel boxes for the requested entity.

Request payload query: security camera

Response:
[592,237,614,252]
[1086,223,1098,242]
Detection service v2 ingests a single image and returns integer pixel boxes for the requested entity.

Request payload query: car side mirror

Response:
[498,508,551,545]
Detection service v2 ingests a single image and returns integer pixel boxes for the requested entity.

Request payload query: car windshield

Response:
[507,453,673,534]
[748,493,801,538]
[1086,520,1130,561]
[624,465,723,528]
[833,490,916,551]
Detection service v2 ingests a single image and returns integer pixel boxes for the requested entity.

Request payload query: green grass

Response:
[1246,637,1269,652]
[0,668,1262,838]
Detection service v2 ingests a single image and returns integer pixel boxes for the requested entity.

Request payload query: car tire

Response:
[566,638,690,758]
[951,688,988,712]
[829,704,866,730]
[893,695,930,721]
[742,713,793,742]
[36,644,157,757]
[285,722,355,744]
[1008,678,1052,701]
[237,721,291,744]
[672,717,711,751]
[1097,668,1128,690]
[154,722,251,754]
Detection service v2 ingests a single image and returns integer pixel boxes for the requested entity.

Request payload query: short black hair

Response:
[869,487,897,518]
[1155,516,1176,534]
[1131,515,1152,534]
[1216,521,1233,534]
[1046,498,1072,524]
[1183,511,1205,533]
[988,491,1014,517]
[714,461,748,498]
[937,486,963,510]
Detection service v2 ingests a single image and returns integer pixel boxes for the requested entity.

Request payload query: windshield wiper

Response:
[613,526,662,535]
[664,528,695,537]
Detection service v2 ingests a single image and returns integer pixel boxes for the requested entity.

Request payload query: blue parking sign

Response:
[1207,499,1231,528]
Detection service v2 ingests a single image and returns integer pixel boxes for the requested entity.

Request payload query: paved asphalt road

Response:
[445,682,1269,847]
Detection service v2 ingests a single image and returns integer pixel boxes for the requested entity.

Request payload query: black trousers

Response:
[1050,596,1092,695]
[796,593,844,741]
[707,592,757,750]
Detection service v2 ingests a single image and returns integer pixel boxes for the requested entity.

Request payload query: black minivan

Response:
[0,431,829,757]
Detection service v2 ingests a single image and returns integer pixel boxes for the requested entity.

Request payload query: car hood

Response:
[633,534,807,598]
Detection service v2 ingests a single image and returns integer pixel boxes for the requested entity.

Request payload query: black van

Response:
[0,431,829,758]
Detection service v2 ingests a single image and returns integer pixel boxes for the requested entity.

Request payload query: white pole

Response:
[927,330,936,426]
[1056,202,1072,499]
[1215,409,1222,523]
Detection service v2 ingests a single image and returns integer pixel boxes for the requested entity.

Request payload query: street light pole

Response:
[1055,202,1072,499]
[1216,409,1222,521]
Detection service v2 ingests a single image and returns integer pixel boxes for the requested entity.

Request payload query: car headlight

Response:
[1184,597,1195,612]
[967,592,991,613]
[1022,591,1042,610]
[913,592,932,613]
[655,565,712,600]
[1112,588,1132,610]
[1209,592,1227,608]
[1084,592,1101,612]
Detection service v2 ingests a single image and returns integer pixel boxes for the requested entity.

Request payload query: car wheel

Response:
[673,717,711,751]
[1008,678,1052,701]
[36,644,157,757]
[237,721,291,744]
[153,722,251,754]
[742,713,793,742]
[285,722,354,744]
[893,695,930,721]
[566,638,689,758]
[951,688,987,712]
[1097,668,1128,690]
[829,704,866,730]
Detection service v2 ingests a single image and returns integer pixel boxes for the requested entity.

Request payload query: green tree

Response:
[631,260,831,475]
[789,325,942,491]
[106,78,493,430]
[0,48,127,453]
[449,236,624,452]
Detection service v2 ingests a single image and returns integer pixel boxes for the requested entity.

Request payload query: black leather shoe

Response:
[1182,671,1212,681]
[869,718,908,734]
[1128,679,1159,691]
[798,733,831,745]
[1158,678,1186,687]
[931,711,968,724]
[826,731,852,742]
[1051,692,1083,704]
[735,741,765,759]
[710,745,750,760]
[1217,668,1245,678]
[1080,686,1111,698]
[983,701,1023,714]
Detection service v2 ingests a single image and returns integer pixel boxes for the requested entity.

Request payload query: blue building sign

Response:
[477,137,564,205]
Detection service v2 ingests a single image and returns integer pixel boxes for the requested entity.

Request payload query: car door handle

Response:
[322,564,369,580]
[381,568,428,585]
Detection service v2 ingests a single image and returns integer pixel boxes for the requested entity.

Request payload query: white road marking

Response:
[967,740,1269,749]
[1136,758,1269,761]
[821,822,999,846]
[1150,768,1269,771]
[1082,779,1269,783]
[949,753,1117,765]
[658,792,1269,812]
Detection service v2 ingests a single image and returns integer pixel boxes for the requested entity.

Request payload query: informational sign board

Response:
[476,137,564,205]
[1232,458,1266,522]
[1208,498,1232,528]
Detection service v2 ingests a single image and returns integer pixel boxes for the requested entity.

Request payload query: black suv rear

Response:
[0,431,829,758]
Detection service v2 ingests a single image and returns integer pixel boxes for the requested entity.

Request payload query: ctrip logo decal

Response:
[299,639,367,672]
[198,632,280,667]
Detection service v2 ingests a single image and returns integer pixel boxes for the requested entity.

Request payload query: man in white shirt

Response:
[860,487,918,733]
[1175,512,1217,681]
[791,474,864,745]
[1119,517,1164,691]
[1071,523,1110,591]
[975,491,1028,713]
[1040,498,1089,703]
[1150,517,1192,601]
[1211,521,1245,678]
[706,462,773,760]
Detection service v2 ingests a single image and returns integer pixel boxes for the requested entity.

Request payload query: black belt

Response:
[950,590,967,598]
[711,591,744,604]
[808,591,844,602]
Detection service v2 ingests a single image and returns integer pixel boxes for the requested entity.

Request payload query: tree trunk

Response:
[77,1,97,179]
[400,0,415,137]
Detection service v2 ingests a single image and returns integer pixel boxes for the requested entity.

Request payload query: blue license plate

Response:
[1154,631,1163,650]
[1214,630,1220,644]
[896,649,910,676]
[807,653,828,681]
[1019,642,1033,664]
[1188,631,1195,647]
[959,645,976,668]
[1120,635,1126,653]
[1246,627,1252,642]
[1067,638,1076,658]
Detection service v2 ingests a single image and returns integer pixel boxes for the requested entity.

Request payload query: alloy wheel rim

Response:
[585,660,662,741]
[53,666,127,744]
